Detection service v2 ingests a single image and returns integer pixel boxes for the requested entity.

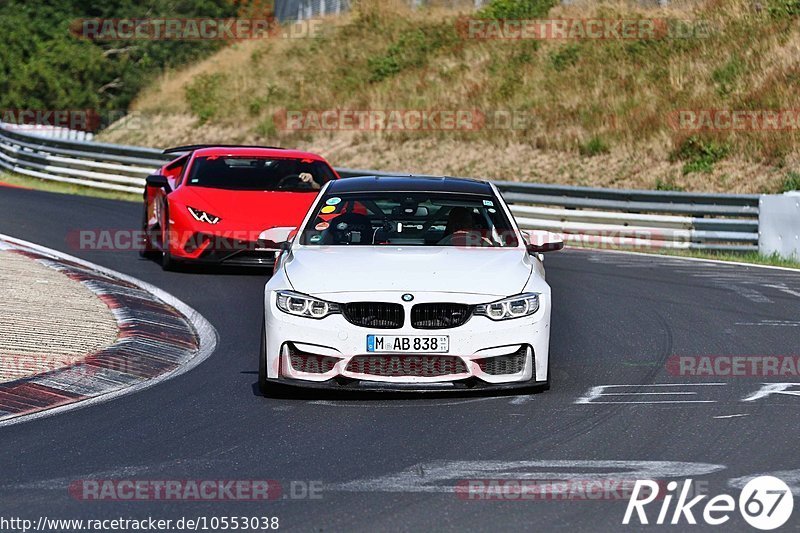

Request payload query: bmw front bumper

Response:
[262,290,551,391]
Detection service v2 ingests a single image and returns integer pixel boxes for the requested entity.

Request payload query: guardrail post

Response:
[759,193,800,260]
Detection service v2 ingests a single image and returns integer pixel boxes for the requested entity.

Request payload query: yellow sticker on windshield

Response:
[320,205,337,214]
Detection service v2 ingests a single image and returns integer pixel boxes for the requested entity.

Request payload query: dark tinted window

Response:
[300,192,519,247]
[186,156,335,191]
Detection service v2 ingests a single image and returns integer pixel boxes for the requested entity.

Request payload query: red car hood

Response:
[179,186,318,229]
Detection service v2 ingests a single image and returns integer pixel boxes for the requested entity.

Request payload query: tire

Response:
[541,351,551,391]
[139,203,160,259]
[160,204,178,271]
[258,318,269,395]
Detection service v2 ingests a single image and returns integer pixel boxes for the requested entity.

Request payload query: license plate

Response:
[367,335,449,353]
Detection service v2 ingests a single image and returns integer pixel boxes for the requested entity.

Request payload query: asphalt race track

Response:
[1,186,799,531]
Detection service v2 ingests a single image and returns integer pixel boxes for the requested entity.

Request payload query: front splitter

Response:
[263,376,549,395]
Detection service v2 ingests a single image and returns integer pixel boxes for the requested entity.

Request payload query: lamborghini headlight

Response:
[187,206,221,224]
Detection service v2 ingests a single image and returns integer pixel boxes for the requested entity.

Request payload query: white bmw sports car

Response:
[258,176,563,393]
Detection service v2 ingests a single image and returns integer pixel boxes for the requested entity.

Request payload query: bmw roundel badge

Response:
[402,293,414,302]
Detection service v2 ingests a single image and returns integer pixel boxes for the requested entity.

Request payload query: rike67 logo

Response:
[623,476,794,530]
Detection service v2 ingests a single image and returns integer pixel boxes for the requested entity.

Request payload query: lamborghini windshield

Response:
[186,156,335,191]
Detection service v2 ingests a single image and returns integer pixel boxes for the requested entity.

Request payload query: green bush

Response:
[255,116,277,139]
[185,73,224,124]
[0,0,235,129]
[711,56,745,97]
[549,45,580,71]
[672,136,730,174]
[479,0,557,19]
[579,136,610,157]
[781,171,800,192]
[655,177,686,191]
[492,40,539,101]
[766,0,800,18]
[368,23,458,83]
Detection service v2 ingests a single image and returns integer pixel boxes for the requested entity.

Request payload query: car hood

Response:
[284,247,533,297]
[178,186,318,228]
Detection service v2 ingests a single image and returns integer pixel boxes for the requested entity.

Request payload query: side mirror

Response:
[146,174,171,192]
[523,230,564,254]
[259,226,297,250]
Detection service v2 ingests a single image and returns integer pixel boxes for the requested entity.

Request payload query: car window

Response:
[186,156,335,191]
[299,192,519,247]
[163,154,189,186]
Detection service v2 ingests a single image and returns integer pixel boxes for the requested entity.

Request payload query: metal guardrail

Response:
[274,0,487,22]
[0,124,169,194]
[0,122,759,252]
[338,168,759,252]
[1,124,95,141]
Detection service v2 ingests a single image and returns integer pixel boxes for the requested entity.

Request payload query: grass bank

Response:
[99,0,800,193]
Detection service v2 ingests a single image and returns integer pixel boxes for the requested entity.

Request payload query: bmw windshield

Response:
[299,192,519,247]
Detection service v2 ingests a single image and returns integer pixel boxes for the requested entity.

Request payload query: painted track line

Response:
[572,246,800,273]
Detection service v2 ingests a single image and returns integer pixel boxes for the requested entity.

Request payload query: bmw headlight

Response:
[187,206,221,224]
[474,293,540,321]
[276,290,340,319]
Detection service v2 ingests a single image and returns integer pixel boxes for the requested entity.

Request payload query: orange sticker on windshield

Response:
[315,222,330,231]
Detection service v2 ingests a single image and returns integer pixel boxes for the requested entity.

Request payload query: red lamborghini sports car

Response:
[141,145,339,269]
